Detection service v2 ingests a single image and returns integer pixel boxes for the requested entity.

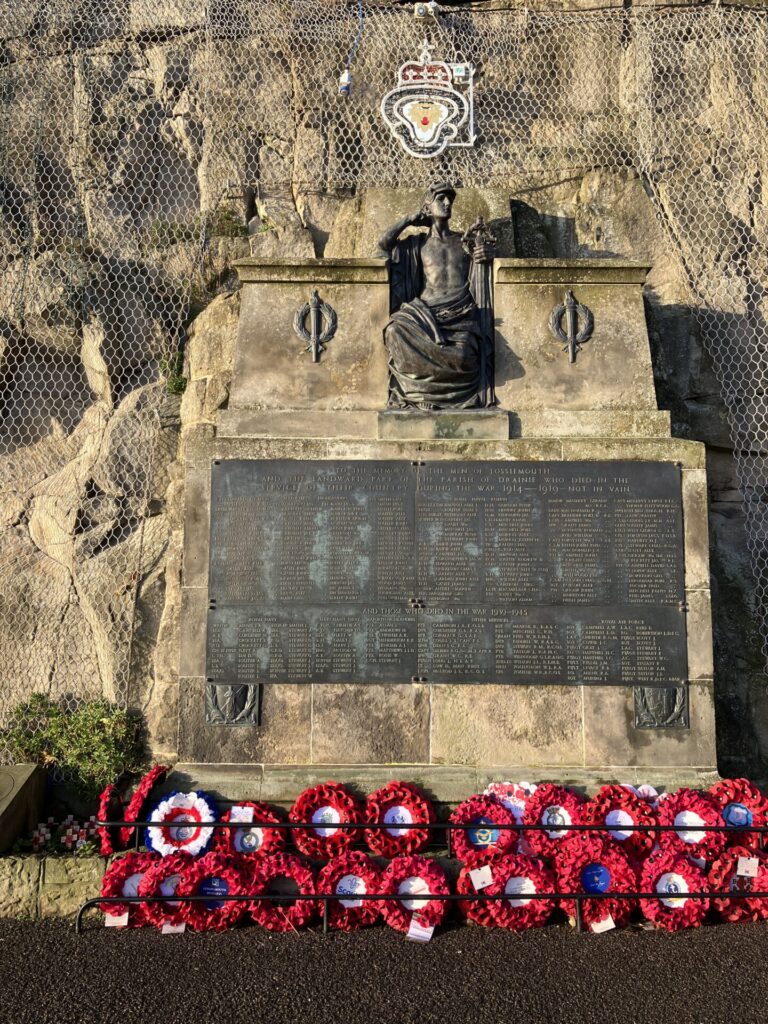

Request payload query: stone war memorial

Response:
[4,0,768,930]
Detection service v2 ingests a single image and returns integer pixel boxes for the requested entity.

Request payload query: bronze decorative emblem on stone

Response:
[292,289,337,362]
[548,289,594,363]
[375,183,496,410]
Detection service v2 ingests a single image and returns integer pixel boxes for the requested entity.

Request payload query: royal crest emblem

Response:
[381,42,476,159]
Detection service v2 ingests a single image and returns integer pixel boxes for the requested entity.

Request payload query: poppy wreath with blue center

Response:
[100,851,160,926]
[708,778,768,852]
[640,849,709,931]
[176,852,247,932]
[486,854,558,931]
[144,790,218,858]
[317,851,382,931]
[656,788,726,862]
[449,794,517,863]
[213,800,287,858]
[137,852,193,929]
[522,784,585,858]
[379,854,450,933]
[554,835,638,930]
[708,845,768,923]
[582,784,658,861]
[289,783,362,857]
[249,853,318,932]
[364,781,435,857]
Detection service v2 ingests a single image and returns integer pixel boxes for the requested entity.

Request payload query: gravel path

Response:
[1,917,766,1024]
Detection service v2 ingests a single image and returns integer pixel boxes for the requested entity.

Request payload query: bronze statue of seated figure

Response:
[375,182,496,411]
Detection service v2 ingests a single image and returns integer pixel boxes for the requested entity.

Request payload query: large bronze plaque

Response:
[206,460,687,686]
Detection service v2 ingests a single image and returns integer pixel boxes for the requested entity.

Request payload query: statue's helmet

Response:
[424,182,456,204]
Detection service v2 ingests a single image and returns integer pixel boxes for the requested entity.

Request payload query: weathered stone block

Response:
[0,857,40,920]
[39,857,108,919]
[683,469,711,590]
[430,685,583,767]
[0,765,45,854]
[311,684,430,764]
[687,589,714,680]
[378,411,510,441]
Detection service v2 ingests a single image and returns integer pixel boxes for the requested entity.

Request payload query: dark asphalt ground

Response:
[1,916,766,1024]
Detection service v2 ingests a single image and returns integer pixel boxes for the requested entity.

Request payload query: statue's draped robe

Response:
[383,234,495,410]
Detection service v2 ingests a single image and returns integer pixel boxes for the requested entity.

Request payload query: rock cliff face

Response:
[0,1,765,776]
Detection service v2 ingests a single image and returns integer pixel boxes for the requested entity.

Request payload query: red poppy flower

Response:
[317,851,382,931]
[379,855,450,933]
[213,801,286,858]
[449,795,517,863]
[582,785,658,860]
[487,855,557,931]
[100,852,160,926]
[522,784,584,857]
[118,764,168,849]
[176,852,247,932]
[657,788,726,861]
[137,853,192,929]
[708,778,768,851]
[708,845,768,923]
[554,835,638,930]
[364,781,435,857]
[290,783,362,857]
[640,849,709,931]
[250,853,317,932]
[456,864,497,927]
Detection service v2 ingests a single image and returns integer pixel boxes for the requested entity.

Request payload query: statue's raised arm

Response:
[377,183,496,411]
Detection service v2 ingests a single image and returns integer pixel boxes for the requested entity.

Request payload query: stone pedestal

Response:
[173,255,718,792]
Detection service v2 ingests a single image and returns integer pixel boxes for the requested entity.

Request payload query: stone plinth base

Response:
[0,765,44,854]
[378,409,510,440]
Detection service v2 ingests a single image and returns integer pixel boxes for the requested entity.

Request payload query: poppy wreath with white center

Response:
[364,781,435,857]
[482,781,538,826]
[144,790,218,858]
[708,778,768,852]
[449,795,517,863]
[118,764,168,849]
[582,784,658,861]
[317,851,382,931]
[213,800,287,858]
[97,783,123,857]
[640,850,709,931]
[656,788,726,862]
[456,864,495,927]
[379,855,450,933]
[250,853,317,932]
[522,784,585,858]
[708,845,768,923]
[100,852,160,926]
[554,835,638,930]
[176,852,247,932]
[486,854,557,931]
[137,853,193,929]
[289,782,362,857]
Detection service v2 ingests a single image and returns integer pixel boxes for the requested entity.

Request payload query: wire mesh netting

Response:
[1,0,767,762]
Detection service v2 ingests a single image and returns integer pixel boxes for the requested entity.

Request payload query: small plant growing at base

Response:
[2,695,145,800]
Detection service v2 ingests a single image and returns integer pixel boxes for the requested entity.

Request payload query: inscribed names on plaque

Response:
[207,460,687,686]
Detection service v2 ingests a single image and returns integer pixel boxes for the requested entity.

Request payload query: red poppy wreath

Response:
[657,788,726,862]
[364,781,435,857]
[100,852,160,926]
[317,851,382,931]
[137,853,192,929]
[213,801,286,858]
[709,778,768,852]
[640,850,709,931]
[97,782,123,857]
[290,782,362,857]
[379,855,450,934]
[176,852,247,932]
[522,784,584,858]
[708,845,768,923]
[449,795,517,863]
[582,784,658,861]
[487,855,557,932]
[118,764,168,849]
[250,853,317,932]
[554,836,638,931]
[456,864,496,928]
